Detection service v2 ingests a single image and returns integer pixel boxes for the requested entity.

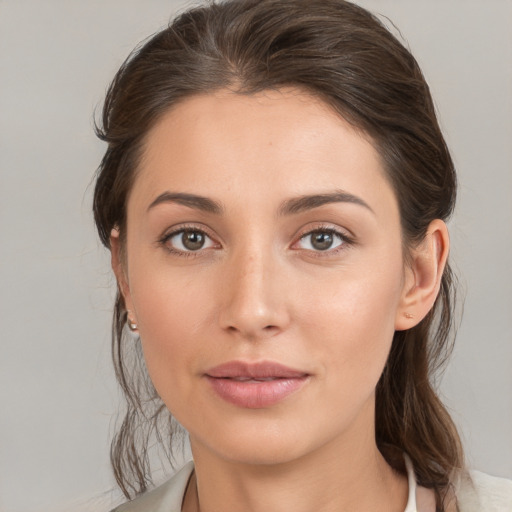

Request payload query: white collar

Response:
[404,453,436,512]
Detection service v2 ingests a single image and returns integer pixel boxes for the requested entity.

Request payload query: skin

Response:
[111,88,449,512]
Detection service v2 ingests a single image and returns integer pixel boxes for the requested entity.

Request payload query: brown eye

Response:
[310,232,334,251]
[166,229,215,253]
[297,229,345,252]
[182,231,205,250]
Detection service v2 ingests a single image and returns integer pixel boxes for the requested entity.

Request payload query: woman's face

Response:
[116,89,412,466]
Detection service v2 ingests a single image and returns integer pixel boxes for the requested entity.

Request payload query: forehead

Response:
[130,88,397,220]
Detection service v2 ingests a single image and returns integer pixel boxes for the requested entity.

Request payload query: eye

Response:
[164,229,216,253]
[296,229,346,252]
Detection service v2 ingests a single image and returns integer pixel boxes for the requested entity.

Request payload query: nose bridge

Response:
[219,237,288,338]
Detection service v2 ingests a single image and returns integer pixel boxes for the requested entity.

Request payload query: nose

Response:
[217,246,290,341]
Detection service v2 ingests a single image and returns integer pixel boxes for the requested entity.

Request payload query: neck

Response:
[183,419,408,512]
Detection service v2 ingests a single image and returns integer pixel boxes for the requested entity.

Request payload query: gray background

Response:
[1,1,511,511]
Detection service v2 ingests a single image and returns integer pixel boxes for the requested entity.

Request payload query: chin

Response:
[208,439,311,467]
[188,413,336,468]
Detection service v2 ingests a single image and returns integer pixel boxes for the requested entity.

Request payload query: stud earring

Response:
[126,310,138,332]
[403,312,414,319]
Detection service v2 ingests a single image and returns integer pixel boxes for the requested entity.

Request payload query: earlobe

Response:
[395,219,449,331]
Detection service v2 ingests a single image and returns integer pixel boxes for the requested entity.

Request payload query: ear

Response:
[395,219,449,331]
[110,228,137,325]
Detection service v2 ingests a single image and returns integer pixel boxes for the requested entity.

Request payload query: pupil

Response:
[312,232,333,251]
[182,231,205,250]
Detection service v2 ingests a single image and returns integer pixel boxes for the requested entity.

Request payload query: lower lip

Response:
[206,376,309,408]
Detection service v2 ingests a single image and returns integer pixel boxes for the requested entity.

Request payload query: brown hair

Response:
[93,0,463,508]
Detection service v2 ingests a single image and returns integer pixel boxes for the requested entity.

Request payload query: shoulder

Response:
[455,469,512,511]
[111,461,194,512]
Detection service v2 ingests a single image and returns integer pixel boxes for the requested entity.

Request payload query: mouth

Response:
[205,361,310,408]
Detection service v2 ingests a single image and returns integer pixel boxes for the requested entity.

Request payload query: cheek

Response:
[128,269,215,402]
[300,262,403,393]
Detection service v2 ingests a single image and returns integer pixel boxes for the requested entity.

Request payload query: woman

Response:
[93,0,512,510]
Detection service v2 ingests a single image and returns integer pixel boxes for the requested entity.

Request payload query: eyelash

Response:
[158,224,354,258]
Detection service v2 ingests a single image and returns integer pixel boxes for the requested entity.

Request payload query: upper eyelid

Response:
[294,223,354,241]
[160,223,216,241]
[300,227,343,237]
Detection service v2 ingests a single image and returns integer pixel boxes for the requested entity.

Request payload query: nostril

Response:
[224,323,280,339]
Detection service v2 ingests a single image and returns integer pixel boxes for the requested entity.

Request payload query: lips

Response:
[205,361,309,408]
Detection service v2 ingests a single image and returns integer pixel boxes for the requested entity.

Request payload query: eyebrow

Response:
[147,190,373,216]
[147,192,223,214]
[278,190,374,216]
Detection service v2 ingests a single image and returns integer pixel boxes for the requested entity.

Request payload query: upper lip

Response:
[205,361,308,379]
